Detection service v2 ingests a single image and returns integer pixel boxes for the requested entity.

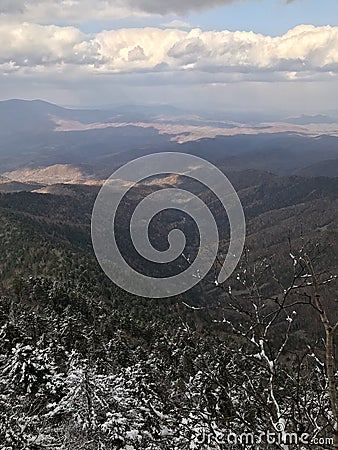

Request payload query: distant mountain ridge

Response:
[0,99,338,180]
[283,114,338,125]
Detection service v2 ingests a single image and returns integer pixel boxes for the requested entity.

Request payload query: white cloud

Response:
[161,20,193,30]
[0,23,337,82]
[0,22,88,66]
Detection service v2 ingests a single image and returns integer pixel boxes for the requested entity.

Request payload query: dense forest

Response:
[0,172,337,449]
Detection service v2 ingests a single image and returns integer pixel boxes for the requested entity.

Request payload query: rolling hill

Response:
[1,100,338,180]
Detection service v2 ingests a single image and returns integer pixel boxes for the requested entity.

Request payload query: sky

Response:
[0,0,337,115]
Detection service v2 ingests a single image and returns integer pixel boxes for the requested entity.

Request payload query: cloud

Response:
[162,20,193,30]
[0,0,294,23]
[0,0,25,14]
[127,45,147,62]
[0,23,87,67]
[0,0,143,23]
[124,0,236,15]
[0,23,337,83]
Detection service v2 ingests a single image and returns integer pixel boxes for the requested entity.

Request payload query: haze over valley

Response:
[1,99,338,188]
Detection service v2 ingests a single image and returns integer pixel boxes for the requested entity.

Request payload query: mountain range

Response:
[1,99,338,186]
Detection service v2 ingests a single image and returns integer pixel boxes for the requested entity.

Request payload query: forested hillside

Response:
[0,173,337,449]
